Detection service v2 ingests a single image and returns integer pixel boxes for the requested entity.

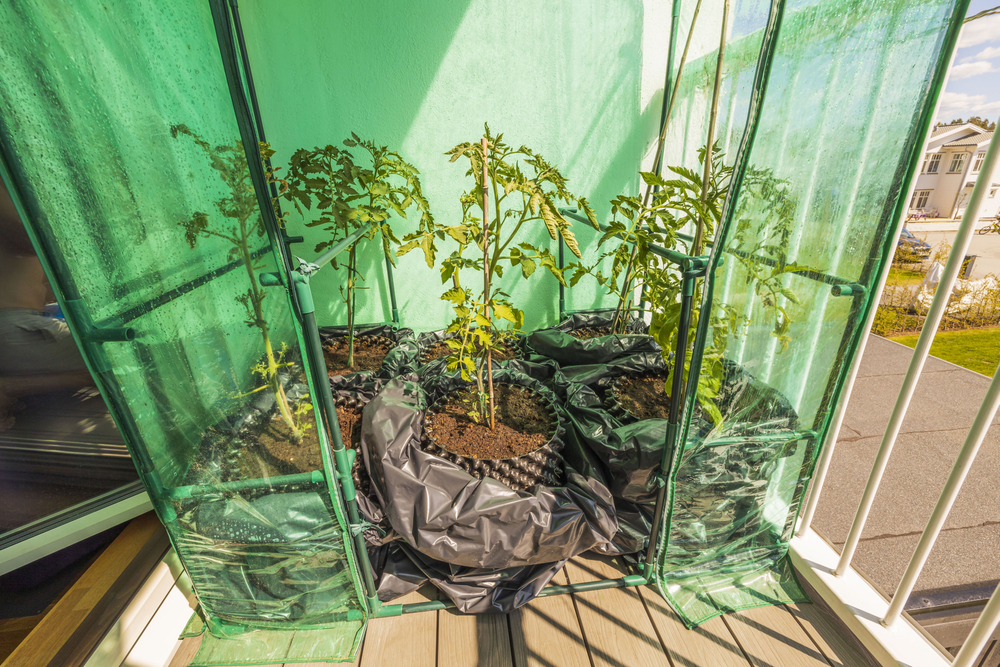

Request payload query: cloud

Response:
[935,91,1000,122]
[950,60,997,79]
[958,14,1000,49]
[972,45,1000,61]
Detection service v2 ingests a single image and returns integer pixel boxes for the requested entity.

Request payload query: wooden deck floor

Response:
[155,553,878,667]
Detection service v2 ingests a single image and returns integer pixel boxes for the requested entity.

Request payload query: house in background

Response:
[910,122,1000,221]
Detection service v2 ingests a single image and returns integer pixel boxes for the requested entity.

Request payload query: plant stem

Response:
[238,223,301,441]
[481,137,495,431]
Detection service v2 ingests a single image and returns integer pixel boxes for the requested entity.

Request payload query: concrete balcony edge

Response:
[791,525,954,667]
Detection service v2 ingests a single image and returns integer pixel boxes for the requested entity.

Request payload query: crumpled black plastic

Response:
[319,323,419,379]
[524,310,658,366]
[559,352,677,506]
[377,542,565,614]
[360,363,619,572]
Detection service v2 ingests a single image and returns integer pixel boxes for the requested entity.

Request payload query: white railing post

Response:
[951,585,1000,667]
[835,118,1000,577]
[882,361,1000,626]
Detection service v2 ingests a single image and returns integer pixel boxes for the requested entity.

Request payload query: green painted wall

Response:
[240,0,656,332]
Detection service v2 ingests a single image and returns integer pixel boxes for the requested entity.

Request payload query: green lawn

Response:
[887,266,925,285]
[890,328,1000,377]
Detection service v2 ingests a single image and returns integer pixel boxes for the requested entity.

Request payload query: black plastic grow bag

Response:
[524,311,658,366]
[319,324,419,379]
[360,363,619,571]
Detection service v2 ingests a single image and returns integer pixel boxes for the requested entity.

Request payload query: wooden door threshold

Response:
[1,512,168,667]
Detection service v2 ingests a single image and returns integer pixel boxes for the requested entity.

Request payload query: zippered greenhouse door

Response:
[654,0,969,629]
[0,0,368,660]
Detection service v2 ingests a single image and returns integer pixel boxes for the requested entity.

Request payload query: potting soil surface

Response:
[567,326,612,340]
[426,384,550,460]
[325,336,394,376]
[233,416,324,479]
[615,374,673,421]
[336,405,363,450]
[422,340,517,364]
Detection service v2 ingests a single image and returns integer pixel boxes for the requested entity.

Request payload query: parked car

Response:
[898,227,932,259]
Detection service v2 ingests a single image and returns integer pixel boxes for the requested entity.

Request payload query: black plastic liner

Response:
[524,311,658,366]
[318,323,419,379]
[560,353,676,506]
[360,364,619,572]
[377,542,565,614]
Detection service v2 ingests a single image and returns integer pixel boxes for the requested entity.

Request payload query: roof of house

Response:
[944,130,992,147]
[931,122,980,137]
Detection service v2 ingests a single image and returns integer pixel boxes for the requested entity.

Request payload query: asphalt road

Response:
[909,227,1000,280]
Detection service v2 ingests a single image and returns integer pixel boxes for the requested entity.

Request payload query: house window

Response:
[949,154,967,173]
[927,153,941,173]
[991,189,997,199]
[973,152,986,172]
[910,190,931,209]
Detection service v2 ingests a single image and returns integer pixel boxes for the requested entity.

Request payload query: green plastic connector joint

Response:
[258,272,282,287]
[684,256,711,274]
[622,574,648,586]
[63,299,136,342]
[831,283,867,297]
[291,273,315,315]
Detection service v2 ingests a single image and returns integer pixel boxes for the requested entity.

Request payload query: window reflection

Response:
[0,180,137,537]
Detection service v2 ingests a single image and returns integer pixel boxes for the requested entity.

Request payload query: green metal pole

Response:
[291,274,380,608]
[558,236,566,320]
[643,267,699,576]
[384,254,400,325]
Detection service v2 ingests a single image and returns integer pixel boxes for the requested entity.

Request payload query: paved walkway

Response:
[812,335,1000,598]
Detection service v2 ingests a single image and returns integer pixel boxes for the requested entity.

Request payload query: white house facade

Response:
[910,122,1000,222]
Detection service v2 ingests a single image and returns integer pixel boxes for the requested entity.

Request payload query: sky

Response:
[935,1,1000,124]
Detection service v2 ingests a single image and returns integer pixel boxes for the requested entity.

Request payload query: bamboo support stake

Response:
[693,0,729,256]
[482,137,496,430]
[612,0,704,332]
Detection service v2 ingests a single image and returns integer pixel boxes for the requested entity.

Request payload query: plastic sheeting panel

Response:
[655,0,968,627]
[0,0,365,655]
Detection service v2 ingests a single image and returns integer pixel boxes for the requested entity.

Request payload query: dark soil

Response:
[232,416,324,479]
[336,405,363,450]
[325,336,394,376]
[568,327,612,340]
[425,384,551,460]
[421,340,517,365]
[613,373,673,421]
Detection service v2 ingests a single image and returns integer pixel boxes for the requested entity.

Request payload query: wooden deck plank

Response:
[638,585,751,667]
[787,603,878,667]
[358,587,437,667]
[565,555,671,667]
[723,605,832,667]
[166,636,203,667]
[437,610,512,667]
[509,568,590,667]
